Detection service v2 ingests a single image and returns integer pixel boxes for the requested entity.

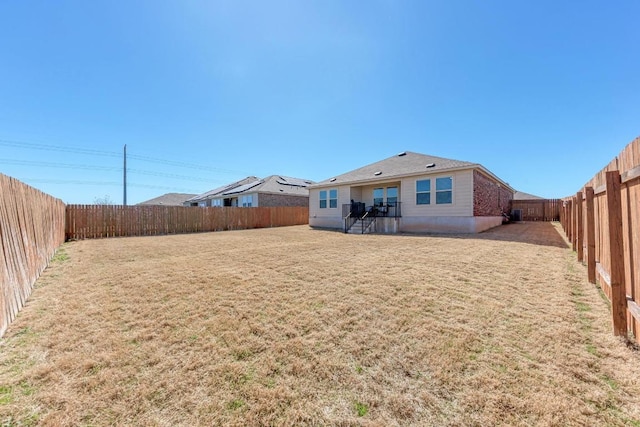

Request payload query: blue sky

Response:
[1,1,638,204]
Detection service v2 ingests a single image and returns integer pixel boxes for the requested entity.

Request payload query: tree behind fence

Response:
[65,205,309,240]
[0,174,66,337]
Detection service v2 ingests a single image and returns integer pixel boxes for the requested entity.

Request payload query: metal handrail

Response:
[362,215,375,234]
[343,201,402,233]
[343,211,357,233]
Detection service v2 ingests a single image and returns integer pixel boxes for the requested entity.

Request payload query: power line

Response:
[0,138,250,175]
[0,158,229,183]
[0,158,119,171]
[23,179,121,185]
[127,169,221,183]
[127,153,246,175]
[0,138,120,157]
[22,178,199,192]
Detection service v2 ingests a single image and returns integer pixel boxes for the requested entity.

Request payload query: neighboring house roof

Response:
[185,176,259,203]
[255,175,314,196]
[137,193,197,206]
[513,190,545,200]
[187,175,314,203]
[311,151,514,191]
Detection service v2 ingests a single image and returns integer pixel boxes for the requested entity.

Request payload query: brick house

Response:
[308,151,514,234]
[185,175,313,208]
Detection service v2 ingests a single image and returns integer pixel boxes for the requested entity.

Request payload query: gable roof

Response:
[187,175,314,203]
[186,176,259,203]
[253,175,315,196]
[311,151,514,191]
[138,193,197,206]
[513,190,545,200]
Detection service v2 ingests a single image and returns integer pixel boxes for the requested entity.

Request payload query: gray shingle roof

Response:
[222,179,263,195]
[188,175,315,202]
[186,176,259,203]
[137,193,197,206]
[275,176,314,187]
[312,151,478,187]
[513,190,545,200]
[254,175,314,196]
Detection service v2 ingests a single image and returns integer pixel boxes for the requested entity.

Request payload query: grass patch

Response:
[1,223,640,426]
[11,412,42,427]
[602,375,619,391]
[50,247,69,263]
[576,301,591,312]
[13,327,32,338]
[227,399,245,411]
[355,401,368,417]
[18,381,34,397]
[232,348,253,361]
[0,386,12,405]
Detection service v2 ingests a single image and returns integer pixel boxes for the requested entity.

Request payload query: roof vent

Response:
[330,178,337,182]
[426,163,436,168]
[374,171,382,176]
[398,151,407,157]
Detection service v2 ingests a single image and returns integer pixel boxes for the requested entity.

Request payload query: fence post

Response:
[567,199,573,244]
[606,171,627,337]
[571,196,577,251]
[585,187,596,284]
[576,191,584,262]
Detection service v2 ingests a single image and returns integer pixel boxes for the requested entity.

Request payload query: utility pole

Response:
[123,144,127,206]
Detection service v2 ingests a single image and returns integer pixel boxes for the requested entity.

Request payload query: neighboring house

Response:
[513,190,544,200]
[309,151,514,234]
[138,193,197,206]
[185,175,313,207]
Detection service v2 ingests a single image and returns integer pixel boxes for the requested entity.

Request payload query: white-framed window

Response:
[436,177,452,204]
[320,189,338,209]
[198,201,207,207]
[211,199,222,207]
[416,179,431,205]
[241,195,253,207]
[329,189,338,208]
[319,190,327,208]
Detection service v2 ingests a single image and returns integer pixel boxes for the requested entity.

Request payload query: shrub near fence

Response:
[560,136,640,344]
[0,174,66,337]
[65,205,309,240]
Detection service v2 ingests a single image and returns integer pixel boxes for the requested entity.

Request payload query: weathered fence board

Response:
[561,136,640,343]
[510,199,561,221]
[65,205,309,240]
[0,174,65,337]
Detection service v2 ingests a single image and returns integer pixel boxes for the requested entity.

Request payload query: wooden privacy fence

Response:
[66,205,309,240]
[510,199,560,221]
[0,173,66,337]
[560,136,640,344]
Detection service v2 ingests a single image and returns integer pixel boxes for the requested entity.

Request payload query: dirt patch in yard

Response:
[1,222,639,426]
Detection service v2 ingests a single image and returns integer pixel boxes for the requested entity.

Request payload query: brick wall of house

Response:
[258,193,309,207]
[473,170,513,216]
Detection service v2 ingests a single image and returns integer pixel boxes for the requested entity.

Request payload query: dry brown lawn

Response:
[1,222,640,426]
